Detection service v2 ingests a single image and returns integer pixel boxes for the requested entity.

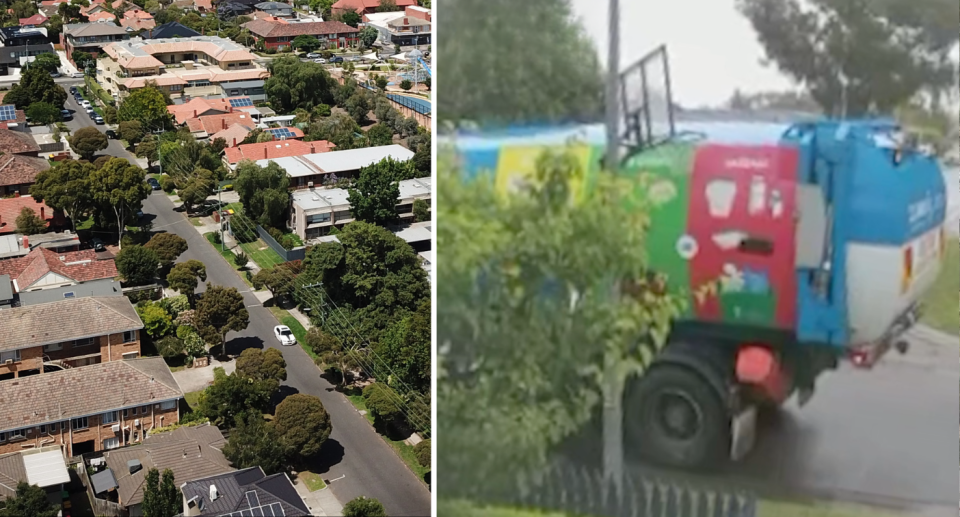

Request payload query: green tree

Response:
[365,123,393,146]
[30,159,94,232]
[71,50,93,69]
[305,327,358,385]
[30,53,61,73]
[374,75,388,91]
[736,0,959,116]
[235,347,287,394]
[4,66,67,110]
[440,0,603,124]
[347,159,402,226]
[412,199,429,222]
[436,152,681,495]
[144,232,188,269]
[90,157,151,249]
[233,160,290,228]
[0,482,58,517]
[166,259,207,298]
[136,302,173,338]
[161,139,222,187]
[221,413,287,474]
[413,438,430,467]
[264,56,336,113]
[47,14,65,42]
[341,10,360,27]
[342,496,386,517]
[308,0,333,18]
[15,207,47,235]
[118,120,145,145]
[292,34,321,52]
[140,468,179,517]
[117,85,171,129]
[376,0,396,11]
[273,394,332,459]
[199,371,273,425]
[251,265,296,301]
[194,283,250,352]
[362,382,402,430]
[412,138,429,174]
[136,138,159,169]
[102,105,118,124]
[359,26,378,47]
[158,469,179,517]
[25,102,60,125]
[376,299,430,394]
[69,126,108,160]
[344,92,371,124]
[399,79,412,91]
[177,168,216,214]
[115,245,159,285]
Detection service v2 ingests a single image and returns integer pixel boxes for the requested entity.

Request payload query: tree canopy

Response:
[194,283,250,350]
[273,394,332,459]
[439,0,603,125]
[30,53,61,73]
[144,232,188,269]
[30,160,95,232]
[235,347,287,394]
[0,482,59,517]
[736,0,959,116]
[347,159,402,227]
[118,85,172,130]
[199,368,273,426]
[15,207,47,235]
[26,102,61,125]
[166,259,207,297]
[234,160,291,228]
[265,56,336,113]
[90,157,151,248]
[221,413,287,474]
[140,468,180,517]
[4,66,67,110]
[342,496,386,517]
[69,127,108,160]
[115,245,159,286]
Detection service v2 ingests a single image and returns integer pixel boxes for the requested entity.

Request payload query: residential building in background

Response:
[0,246,120,305]
[119,9,156,31]
[0,357,181,457]
[241,18,359,50]
[61,22,130,67]
[223,138,334,168]
[262,144,415,188]
[363,11,431,46]
[331,0,415,16]
[0,232,82,260]
[254,1,294,18]
[0,296,141,379]
[0,27,55,76]
[0,447,71,503]
[181,467,311,517]
[98,36,269,100]
[141,21,201,40]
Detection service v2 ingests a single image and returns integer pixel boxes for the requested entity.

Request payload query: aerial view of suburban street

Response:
[437,1,958,517]
[0,0,432,515]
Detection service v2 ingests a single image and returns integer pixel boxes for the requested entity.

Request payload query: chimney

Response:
[40,206,44,219]
[222,119,227,130]
[232,138,237,147]
[193,109,197,118]
[263,146,268,159]
[21,235,27,248]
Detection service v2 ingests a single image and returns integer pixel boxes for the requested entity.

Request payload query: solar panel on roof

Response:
[252,507,265,517]
[0,105,16,121]
[246,491,260,508]
[229,97,253,108]
[241,510,253,517]
[270,502,284,516]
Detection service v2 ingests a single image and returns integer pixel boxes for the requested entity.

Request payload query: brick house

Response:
[61,22,129,67]
[0,246,120,305]
[222,138,334,168]
[241,18,359,50]
[0,357,182,458]
[0,296,143,380]
[0,196,62,235]
[331,0,415,16]
[0,155,50,196]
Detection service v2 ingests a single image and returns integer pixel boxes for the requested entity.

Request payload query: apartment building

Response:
[0,296,143,380]
[61,22,129,67]
[0,357,182,457]
[98,36,268,100]
[362,11,430,46]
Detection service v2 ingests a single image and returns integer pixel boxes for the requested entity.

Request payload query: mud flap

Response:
[729,405,757,462]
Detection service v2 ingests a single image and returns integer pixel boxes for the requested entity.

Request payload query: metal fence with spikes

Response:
[447,462,757,517]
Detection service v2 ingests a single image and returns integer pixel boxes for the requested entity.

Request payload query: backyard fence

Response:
[38,142,64,153]
[256,224,306,262]
[76,459,123,517]
[339,75,431,128]
[445,461,758,517]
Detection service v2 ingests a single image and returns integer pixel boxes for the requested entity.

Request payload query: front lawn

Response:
[297,471,326,492]
[920,237,959,335]
[184,390,203,410]
[239,239,284,269]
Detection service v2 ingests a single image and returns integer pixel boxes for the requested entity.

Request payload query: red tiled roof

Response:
[0,196,56,235]
[242,19,359,38]
[210,123,252,147]
[0,128,40,155]
[19,13,49,25]
[120,8,155,30]
[195,0,212,9]
[224,139,334,164]
[0,247,118,291]
[331,0,415,12]
[0,154,50,188]
[87,11,117,21]
[186,111,256,135]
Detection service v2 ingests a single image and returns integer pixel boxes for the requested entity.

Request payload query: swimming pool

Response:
[387,94,431,115]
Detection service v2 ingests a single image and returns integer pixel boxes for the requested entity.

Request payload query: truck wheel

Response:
[624,364,729,470]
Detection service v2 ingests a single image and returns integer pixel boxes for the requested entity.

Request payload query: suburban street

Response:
[54,85,432,516]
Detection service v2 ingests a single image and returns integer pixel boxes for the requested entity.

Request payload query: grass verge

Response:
[189,217,203,227]
[240,239,284,269]
[919,237,958,335]
[436,500,905,517]
[344,389,430,482]
[204,232,254,287]
[184,390,203,410]
[298,471,327,492]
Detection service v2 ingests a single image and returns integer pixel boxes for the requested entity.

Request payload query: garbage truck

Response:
[448,46,948,470]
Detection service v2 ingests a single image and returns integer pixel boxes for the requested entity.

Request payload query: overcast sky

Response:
[568,0,798,108]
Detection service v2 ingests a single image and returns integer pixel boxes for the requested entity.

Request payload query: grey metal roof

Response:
[0,275,12,301]
[180,467,310,516]
[218,80,265,89]
[142,21,201,39]
[91,468,118,494]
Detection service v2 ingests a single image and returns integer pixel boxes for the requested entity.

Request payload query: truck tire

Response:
[624,364,729,470]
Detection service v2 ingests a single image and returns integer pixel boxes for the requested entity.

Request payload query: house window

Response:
[306,213,331,224]
[122,352,139,359]
[131,431,138,441]
[0,350,20,363]
[123,408,129,418]
[8,428,25,440]
[102,437,119,450]
[141,406,149,415]
[170,85,182,92]
[43,343,63,352]
[40,424,48,434]
[122,331,136,343]
[102,411,118,425]
[159,400,176,411]
[0,432,5,442]
[71,417,88,430]
[74,337,95,347]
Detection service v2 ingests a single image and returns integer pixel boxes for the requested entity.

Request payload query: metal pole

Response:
[219,186,224,252]
[602,0,624,495]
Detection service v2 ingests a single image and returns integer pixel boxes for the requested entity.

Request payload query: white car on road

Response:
[274,325,296,346]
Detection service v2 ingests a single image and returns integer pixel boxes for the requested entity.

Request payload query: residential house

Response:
[0,26,50,47]
[61,22,129,67]
[289,175,429,240]
[363,11,430,46]
[91,424,234,516]
[194,0,214,12]
[0,358,181,458]
[223,138,333,168]
[217,1,255,18]
[168,97,236,124]
[0,99,28,129]
[141,21,201,39]
[393,220,430,252]
[0,231,81,260]
[0,447,71,503]
[87,11,118,23]
[241,18,359,50]
[185,111,258,140]
[404,4,430,21]
[331,0,415,16]
[119,9,156,31]
[0,154,50,196]
[0,246,120,305]
[0,26,55,76]
[181,467,311,517]
[0,296,142,380]
[254,1,294,17]
[0,127,41,156]
[0,196,61,235]
[98,36,269,101]
[18,14,49,27]
[261,143,414,189]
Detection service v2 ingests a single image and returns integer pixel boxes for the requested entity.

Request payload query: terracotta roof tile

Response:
[210,123,252,147]
[242,19,359,38]
[0,154,49,188]
[224,139,334,164]
[0,196,55,235]
[194,0,213,9]
[0,296,140,351]
[0,247,118,291]
[0,129,40,155]
[19,13,49,25]
[190,112,255,135]
[332,0,414,12]
[0,357,181,434]
[87,11,117,21]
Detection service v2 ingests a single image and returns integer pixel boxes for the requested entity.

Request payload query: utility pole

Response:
[602,0,625,497]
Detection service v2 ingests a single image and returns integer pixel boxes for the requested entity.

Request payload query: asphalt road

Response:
[57,84,432,516]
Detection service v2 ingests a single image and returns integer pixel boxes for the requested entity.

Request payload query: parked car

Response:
[49,71,60,78]
[69,86,78,94]
[80,100,91,109]
[314,58,326,64]
[146,177,160,190]
[105,129,117,139]
[306,52,320,58]
[329,56,343,64]
[273,325,296,346]
[70,72,84,78]
[93,116,104,125]
[60,110,72,121]
[91,237,105,252]
[86,109,96,118]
